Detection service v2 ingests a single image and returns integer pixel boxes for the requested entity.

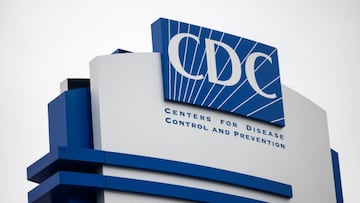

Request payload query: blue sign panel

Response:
[152,18,285,127]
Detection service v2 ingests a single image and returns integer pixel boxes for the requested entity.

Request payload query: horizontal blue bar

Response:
[27,147,292,198]
[29,171,266,203]
[27,147,104,183]
[105,150,292,198]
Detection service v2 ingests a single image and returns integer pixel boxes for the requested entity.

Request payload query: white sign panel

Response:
[90,53,336,202]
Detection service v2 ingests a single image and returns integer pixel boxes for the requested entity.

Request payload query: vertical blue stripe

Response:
[331,149,344,203]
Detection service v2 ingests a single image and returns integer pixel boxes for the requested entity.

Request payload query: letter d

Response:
[205,39,241,86]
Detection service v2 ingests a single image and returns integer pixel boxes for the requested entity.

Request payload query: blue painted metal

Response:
[105,149,293,198]
[27,147,103,183]
[331,149,343,203]
[48,88,93,151]
[111,49,131,54]
[29,171,266,203]
[152,18,285,127]
[28,172,103,203]
[27,147,293,198]
[28,79,293,202]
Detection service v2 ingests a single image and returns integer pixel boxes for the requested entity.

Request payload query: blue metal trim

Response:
[111,49,131,54]
[28,172,104,203]
[48,88,93,151]
[29,171,266,203]
[28,147,292,198]
[331,149,343,203]
[105,150,292,198]
[106,175,266,203]
[27,147,103,183]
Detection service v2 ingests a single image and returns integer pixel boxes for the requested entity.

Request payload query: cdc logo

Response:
[152,18,285,127]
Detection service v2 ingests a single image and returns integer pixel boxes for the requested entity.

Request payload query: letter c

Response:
[245,52,277,99]
[168,33,204,80]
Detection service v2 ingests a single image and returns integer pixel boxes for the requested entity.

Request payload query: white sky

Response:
[0,0,359,202]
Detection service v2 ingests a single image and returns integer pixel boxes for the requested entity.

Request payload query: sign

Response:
[152,18,285,127]
[89,53,337,202]
[27,18,342,203]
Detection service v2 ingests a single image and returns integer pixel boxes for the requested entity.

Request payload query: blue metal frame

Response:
[331,149,344,203]
[28,147,293,198]
[30,75,344,202]
[27,86,293,202]
[48,88,93,151]
[29,171,267,203]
